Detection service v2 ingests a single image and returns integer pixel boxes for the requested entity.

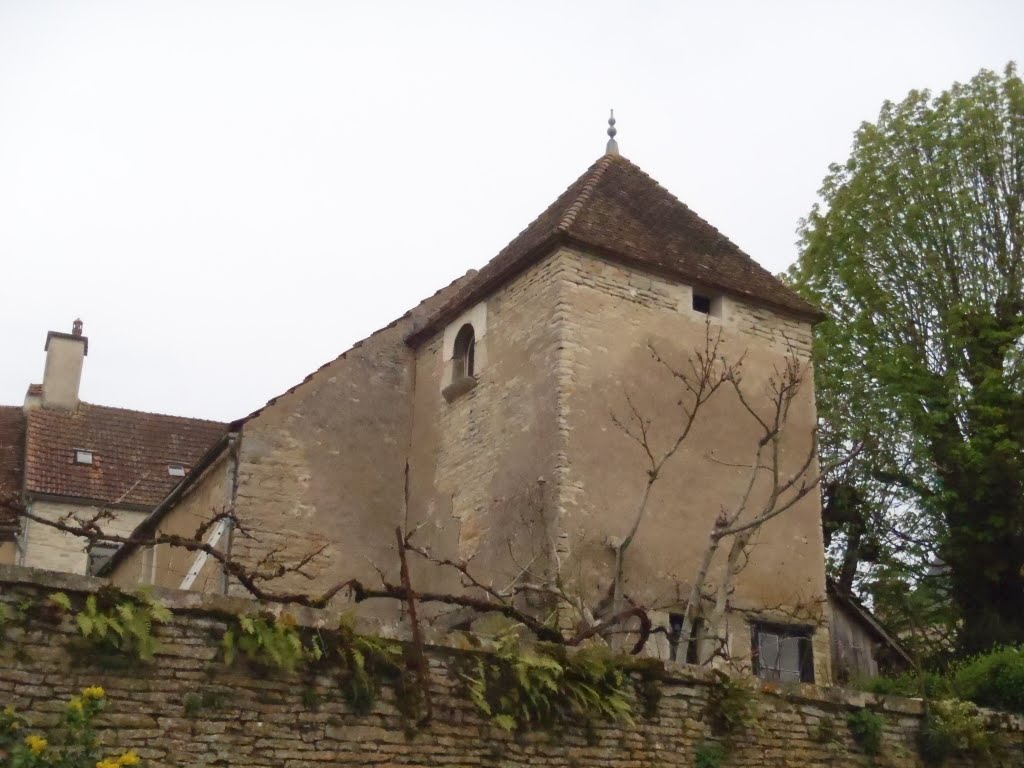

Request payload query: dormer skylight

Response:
[168,464,186,477]
[74,449,93,465]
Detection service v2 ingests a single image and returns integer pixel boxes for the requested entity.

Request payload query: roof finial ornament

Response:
[605,109,619,156]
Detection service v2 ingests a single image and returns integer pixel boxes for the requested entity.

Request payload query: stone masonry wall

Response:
[406,251,565,592]
[2,566,1021,768]
[221,276,471,611]
[112,446,236,593]
[19,500,148,576]
[727,299,813,358]
[550,248,829,679]
[119,276,470,619]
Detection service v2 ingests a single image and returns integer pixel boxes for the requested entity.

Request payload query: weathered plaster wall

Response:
[550,248,828,676]
[113,448,235,593]
[1,566,1020,768]
[19,499,147,575]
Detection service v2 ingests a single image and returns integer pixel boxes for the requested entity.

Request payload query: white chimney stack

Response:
[42,319,88,410]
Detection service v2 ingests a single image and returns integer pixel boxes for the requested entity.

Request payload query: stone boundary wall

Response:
[1,565,1021,767]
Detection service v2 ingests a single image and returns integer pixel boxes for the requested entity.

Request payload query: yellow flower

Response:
[96,760,121,768]
[68,697,84,712]
[3,704,15,716]
[82,686,106,700]
[119,751,141,765]
[25,734,48,754]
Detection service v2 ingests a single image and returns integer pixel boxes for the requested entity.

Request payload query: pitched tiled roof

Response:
[0,406,25,531]
[24,404,226,508]
[408,153,821,344]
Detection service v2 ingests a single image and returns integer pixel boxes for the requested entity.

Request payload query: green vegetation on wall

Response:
[460,630,637,732]
[846,708,884,756]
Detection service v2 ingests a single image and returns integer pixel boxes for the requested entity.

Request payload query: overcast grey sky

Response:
[1,1,1021,421]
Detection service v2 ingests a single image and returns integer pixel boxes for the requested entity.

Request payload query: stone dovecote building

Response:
[0,322,226,575]
[104,144,864,682]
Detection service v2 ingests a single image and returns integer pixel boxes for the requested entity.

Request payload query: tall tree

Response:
[790,64,1024,656]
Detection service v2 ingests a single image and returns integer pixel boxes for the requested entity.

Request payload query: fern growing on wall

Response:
[49,588,171,664]
[460,629,635,731]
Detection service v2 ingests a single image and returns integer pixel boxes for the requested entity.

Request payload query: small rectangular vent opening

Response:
[692,294,712,314]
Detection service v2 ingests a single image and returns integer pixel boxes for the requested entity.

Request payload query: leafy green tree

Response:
[790,63,1024,656]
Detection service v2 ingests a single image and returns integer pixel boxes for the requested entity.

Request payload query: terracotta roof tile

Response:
[409,154,822,343]
[24,404,226,508]
[0,406,25,530]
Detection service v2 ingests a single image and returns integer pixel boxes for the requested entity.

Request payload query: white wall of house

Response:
[18,500,147,575]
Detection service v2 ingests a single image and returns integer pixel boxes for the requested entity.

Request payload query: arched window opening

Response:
[453,323,476,379]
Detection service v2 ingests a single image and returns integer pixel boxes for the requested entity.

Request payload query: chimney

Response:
[42,319,88,410]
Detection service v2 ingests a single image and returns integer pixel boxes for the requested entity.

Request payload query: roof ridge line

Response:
[69,402,226,426]
[556,154,617,233]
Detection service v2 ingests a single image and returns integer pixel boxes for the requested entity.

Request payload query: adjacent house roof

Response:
[408,153,822,345]
[23,404,227,508]
[0,406,25,533]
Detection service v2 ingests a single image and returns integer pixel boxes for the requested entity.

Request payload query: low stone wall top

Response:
[1,564,1021,767]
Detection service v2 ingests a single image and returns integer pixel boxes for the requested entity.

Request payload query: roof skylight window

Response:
[74,449,93,465]
[168,464,186,477]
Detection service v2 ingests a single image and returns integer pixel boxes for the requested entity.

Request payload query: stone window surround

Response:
[440,301,488,402]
